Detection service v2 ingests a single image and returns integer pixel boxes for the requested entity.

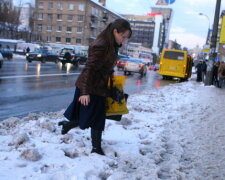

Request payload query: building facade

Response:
[33,0,122,46]
[122,14,155,49]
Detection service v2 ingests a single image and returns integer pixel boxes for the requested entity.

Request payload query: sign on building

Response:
[156,0,175,5]
[219,16,225,44]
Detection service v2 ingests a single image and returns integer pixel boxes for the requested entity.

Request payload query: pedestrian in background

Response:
[26,47,30,53]
[212,61,220,87]
[218,61,225,88]
[59,19,132,155]
[196,60,203,82]
[201,61,207,83]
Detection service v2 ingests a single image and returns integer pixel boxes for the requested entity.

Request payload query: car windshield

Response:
[127,59,143,64]
[35,49,48,53]
[119,58,129,62]
[60,49,75,54]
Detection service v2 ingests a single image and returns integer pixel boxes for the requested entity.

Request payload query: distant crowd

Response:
[195,60,225,88]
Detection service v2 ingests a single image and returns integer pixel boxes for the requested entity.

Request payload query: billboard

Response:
[219,16,225,44]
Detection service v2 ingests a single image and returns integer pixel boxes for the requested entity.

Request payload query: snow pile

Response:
[0,79,225,180]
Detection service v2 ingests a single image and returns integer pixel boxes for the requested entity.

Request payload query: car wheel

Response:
[124,71,127,75]
[55,59,59,64]
[42,58,46,63]
[28,60,32,63]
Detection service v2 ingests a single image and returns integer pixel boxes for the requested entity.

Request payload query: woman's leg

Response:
[91,128,105,155]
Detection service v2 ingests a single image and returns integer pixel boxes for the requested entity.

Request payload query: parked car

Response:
[124,58,147,76]
[0,48,13,60]
[76,53,87,65]
[26,49,59,63]
[116,58,129,70]
[0,53,3,68]
[148,64,160,71]
[58,48,78,66]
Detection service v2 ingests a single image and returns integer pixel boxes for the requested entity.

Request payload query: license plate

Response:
[169,66,176,70]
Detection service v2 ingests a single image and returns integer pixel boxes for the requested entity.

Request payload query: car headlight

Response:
[26,53,29,56]
[37,54,42,57]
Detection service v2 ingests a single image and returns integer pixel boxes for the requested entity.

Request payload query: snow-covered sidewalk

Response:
[0,78,225,180]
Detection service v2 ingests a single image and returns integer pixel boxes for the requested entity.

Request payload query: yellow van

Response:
[159,49,192,81]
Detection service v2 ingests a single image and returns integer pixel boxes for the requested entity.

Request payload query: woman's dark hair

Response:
[93,18,132,63]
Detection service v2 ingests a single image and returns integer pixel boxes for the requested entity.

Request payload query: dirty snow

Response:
[0,77,225,180]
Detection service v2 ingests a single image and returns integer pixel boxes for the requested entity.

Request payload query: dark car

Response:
[26,49,59,63]
[0,48,13,60]
[76,53,87,65]
[58,48,78,66]
[148,64,159,71]
[0,53,3,68]
[116,58,129,70]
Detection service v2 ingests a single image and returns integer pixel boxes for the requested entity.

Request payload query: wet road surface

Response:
[0,58,177,120]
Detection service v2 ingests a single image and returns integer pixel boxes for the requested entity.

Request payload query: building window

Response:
[37,13,43,20]
[57,14,62,21]
[57,2,63,10]
[37,24,42,32]
[48,2,53,9]
[67,15,73,21]
[68,3,74,10]
[47,36,51,42]
[77,27,83,33]
[56,26,62,32]
[38,2,43,9]
[66,26,72,33]
[47,14,53,21]
[77,15,84,22]
[78,3,85,11]
[46,25,52,32]
[56,37,61,42]
[76,38,82,44]
[66,38,71,43]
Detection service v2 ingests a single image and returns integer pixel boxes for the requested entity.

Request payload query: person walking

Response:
[58,19,132,155]
[218,61,225,88]
[196,60,203,82]
[212,61,220,87]
[201,61,207,83]
[26,47,30,53]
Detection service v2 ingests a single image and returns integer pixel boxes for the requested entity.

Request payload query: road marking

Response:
[0,73,81,79]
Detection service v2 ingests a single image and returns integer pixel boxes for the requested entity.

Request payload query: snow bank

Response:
[0,79,225,180]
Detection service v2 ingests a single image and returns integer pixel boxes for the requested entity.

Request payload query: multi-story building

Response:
[33,0,122,46]
[122,14,155,49]
[151,7,173,52]
[19,3,33,31]
[122,14,164,54]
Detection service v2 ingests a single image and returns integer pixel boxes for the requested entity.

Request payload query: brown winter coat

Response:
[218,62,225,78]
[75,40,118,96]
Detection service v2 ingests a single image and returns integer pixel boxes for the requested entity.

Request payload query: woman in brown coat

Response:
[218,61,225,88]
[59,19,132,155]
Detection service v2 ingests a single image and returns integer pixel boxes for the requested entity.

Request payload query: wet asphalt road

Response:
[0,57,176,121]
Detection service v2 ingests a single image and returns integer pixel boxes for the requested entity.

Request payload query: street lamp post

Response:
[199,13,211,44]
[204,0,221,86]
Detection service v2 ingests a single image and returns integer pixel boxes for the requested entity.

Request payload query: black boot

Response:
[91,129,105,155]
[58,121,78,134]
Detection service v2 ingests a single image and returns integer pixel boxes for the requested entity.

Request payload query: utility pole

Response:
[205,0,221,85]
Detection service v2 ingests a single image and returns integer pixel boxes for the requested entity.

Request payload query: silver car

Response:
[124,58,147,76]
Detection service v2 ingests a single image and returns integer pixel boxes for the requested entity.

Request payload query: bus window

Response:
[164,51,184,60]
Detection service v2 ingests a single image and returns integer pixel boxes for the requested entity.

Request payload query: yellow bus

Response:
[159,49,193,81]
